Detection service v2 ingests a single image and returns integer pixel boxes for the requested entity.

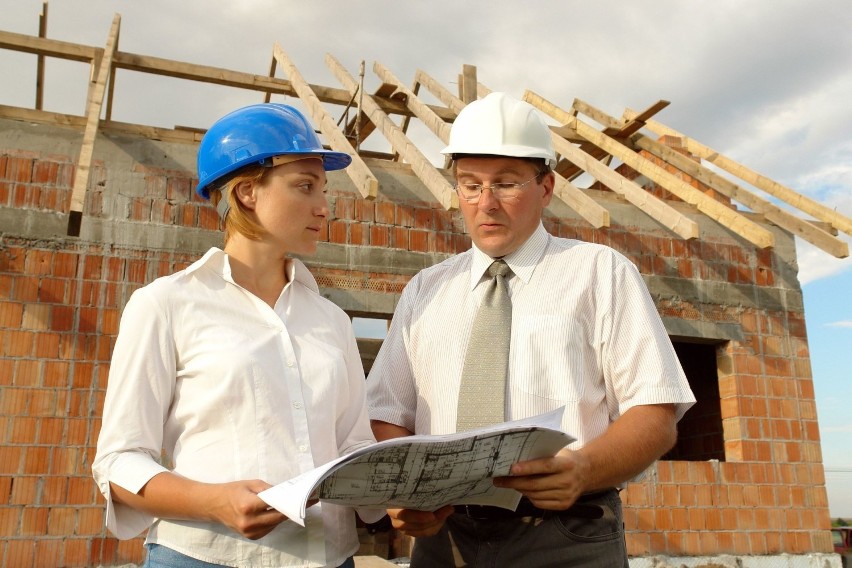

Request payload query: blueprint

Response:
[258,407,573,527]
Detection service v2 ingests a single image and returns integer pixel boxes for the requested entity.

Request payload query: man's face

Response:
[455,156,554,258]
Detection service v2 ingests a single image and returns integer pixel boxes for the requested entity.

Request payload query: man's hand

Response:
[385,505,455,537]
[493,448,590,510]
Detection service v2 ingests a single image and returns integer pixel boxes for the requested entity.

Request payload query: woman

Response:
[93,103,381,567]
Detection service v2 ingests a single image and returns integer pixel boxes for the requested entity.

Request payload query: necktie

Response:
[456,259,513,431]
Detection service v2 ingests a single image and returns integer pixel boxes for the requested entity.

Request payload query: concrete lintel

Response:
[662,317,744,343]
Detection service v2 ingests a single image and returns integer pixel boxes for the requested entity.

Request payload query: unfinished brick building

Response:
[2,11,851,568]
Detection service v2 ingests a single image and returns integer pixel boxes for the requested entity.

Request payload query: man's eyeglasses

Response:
[454,174,542,203]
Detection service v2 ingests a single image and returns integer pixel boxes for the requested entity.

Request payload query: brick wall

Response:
[0,118,833,566]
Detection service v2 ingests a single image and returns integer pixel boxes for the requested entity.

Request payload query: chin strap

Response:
[216,195,230,220]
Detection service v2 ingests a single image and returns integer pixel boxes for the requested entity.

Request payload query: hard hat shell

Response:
[195,103,352,199]
[441,92,557,169]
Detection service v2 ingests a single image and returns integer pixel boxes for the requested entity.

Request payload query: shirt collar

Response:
[468,223,550,289]
[186,247,320,293]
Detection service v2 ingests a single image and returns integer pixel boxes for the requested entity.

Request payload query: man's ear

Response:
[540,171,555,206]
[233,180,256,210]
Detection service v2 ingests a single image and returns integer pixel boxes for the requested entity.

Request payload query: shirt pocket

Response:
[512,314,583,403]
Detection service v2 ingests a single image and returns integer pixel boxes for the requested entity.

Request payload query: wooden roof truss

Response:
[0,8,849,258]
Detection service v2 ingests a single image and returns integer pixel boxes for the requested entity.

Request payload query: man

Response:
[366,92,695,567]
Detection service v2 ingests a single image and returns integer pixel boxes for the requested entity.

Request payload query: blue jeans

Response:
[144,544,355,568]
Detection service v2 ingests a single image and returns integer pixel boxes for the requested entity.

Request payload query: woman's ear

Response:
[233,180,257,210]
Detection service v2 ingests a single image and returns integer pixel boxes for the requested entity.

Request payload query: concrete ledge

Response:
[629,554,841,568]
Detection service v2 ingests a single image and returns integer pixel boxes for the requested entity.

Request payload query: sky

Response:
[1,0,851,516]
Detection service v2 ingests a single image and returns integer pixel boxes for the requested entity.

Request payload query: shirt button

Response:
[287,360,295,367]
[299,445,308,452]
[293,401,303,409]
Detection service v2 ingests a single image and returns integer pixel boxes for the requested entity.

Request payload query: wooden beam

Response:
[263,53,277,103]
[0,30,458,122]
[343,82,398,146]
[0,29,96,62]
[572,99,847,257]
[35,3,47,110]
[326,54,458,210]
[414,70,465,115]
[67,14,121,237]
[272,45,377,200]
[625,110,852,237]
[374,62,451,144]
[567,113,775,249]
[460,65,477,104]
[630,133,848,257]
[523,91,699,240]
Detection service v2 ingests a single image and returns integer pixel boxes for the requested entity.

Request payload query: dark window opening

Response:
[663,340,725,461]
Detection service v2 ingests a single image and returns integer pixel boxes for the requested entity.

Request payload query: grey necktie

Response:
[456,259,513,431]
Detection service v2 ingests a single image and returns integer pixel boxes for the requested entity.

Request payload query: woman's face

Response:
[249,157,330,256]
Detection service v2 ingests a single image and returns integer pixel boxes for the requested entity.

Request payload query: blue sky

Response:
[2,0,851,517]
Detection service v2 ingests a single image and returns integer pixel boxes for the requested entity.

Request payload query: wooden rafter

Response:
[574,99,847,256]
[272,45,378,200]
[325,54,458,210]
[522,91,698,240]
[66,13,120,237]
[568,113,775,249]
[0,30,457,123]
[374,63,452,144]
[625,110,852,238]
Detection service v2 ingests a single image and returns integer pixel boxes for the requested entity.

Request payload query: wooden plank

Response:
[523,91,699,240]
[374,62,451,144]
[67,13,121,237]
[263,53,276,103]
[414,69,465,114]
[0,29,96,62]
[273,44,378,200]
[631,133,848,258]
[35,3,47,110]
[553,98,669,181]
[567,113,775,249]
[326,54,458,210]
[344,82,398,146]
[572,99,847,256]
[625,110,852,237]
[460,64,477,104]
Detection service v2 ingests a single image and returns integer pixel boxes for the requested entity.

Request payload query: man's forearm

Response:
[575,403,677,491]
[370,420,414,441]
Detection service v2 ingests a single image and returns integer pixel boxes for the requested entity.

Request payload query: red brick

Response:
[6,539,36,567]
[5,157,33,183]
[328,220,348,244]
[375,202,395,224]
[352,199,373,223]
[394,204,413,227]
[370,225,390,248]
[34,539,62,567]
[413,208,434,230]
[409,229,430,252]
[47,507,75,537]
[334,196,354,220]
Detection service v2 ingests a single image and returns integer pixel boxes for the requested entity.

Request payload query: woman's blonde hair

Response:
[208,164,271,243]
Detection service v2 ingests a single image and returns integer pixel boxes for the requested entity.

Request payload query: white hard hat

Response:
[441,92,557,168]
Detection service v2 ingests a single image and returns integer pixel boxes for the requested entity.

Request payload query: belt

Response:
[456,489,614,521]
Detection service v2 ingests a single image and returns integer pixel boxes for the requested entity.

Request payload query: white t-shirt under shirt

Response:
[367,223,696,444]
[92,247,380,568]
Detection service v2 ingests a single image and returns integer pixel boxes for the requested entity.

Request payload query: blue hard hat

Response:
[195,103,352,199]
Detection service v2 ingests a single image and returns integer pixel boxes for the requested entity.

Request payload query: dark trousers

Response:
[410,490,628,568]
